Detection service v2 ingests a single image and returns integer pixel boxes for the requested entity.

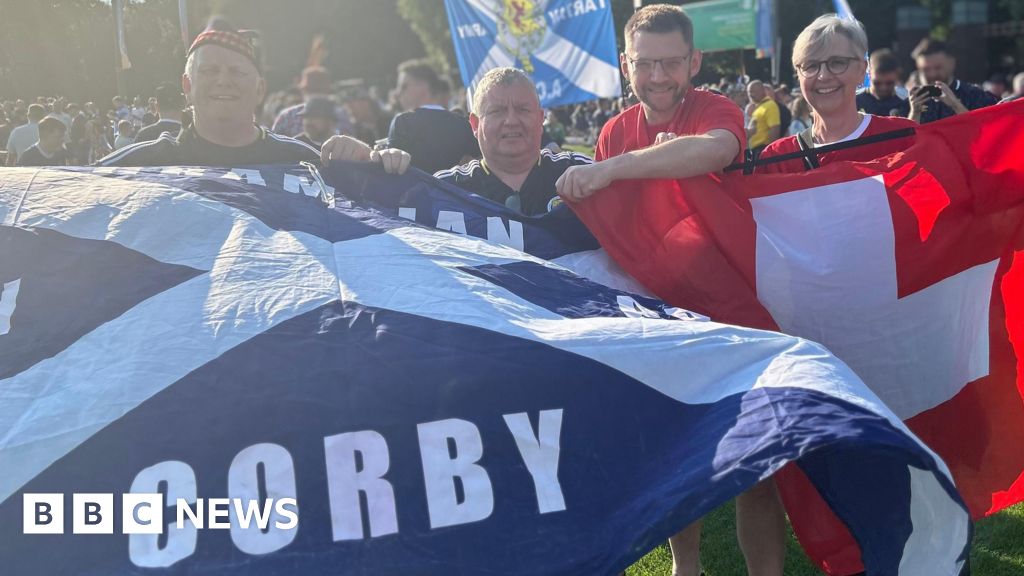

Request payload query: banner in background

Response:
[444,0,621,109]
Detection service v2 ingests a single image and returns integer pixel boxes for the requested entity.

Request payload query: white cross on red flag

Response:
[576,101,1024,575]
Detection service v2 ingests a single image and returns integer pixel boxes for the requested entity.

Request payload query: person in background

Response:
[908,38,997,124]
[746,80,781,155]
[272,65,353,138]
[769,83,793,136]
[385,59,479,174]
[788,95,813,136]
[543,109,567,151]
[983,75,1008,100]
[6,103,45,165]
[999,72,1024,103]
[294,96,338,148]
[856,48,909,117]
[136,82,186,142]
[113,119,135,149]
[86,116,112,164]
[68,103,89,163]
[16,116,69,166]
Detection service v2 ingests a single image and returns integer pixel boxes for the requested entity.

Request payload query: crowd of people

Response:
[0,6,1016,573]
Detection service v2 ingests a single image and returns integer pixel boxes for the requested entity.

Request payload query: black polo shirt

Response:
[95,124,320,167]
[16,144,69,166]
[856,91,909,117]
[387,106,480,174]
[917,79,998,124]
[435,149,592,216]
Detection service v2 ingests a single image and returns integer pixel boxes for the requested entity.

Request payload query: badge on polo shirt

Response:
[546,196,562,213]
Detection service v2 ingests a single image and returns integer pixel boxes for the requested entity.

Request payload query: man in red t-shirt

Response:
[556,6,782,576]
[554,5,745,203]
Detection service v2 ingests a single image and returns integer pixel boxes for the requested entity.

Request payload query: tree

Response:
[396,0,457,77]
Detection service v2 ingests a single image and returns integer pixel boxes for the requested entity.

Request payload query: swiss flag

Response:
[574,101,1024,575]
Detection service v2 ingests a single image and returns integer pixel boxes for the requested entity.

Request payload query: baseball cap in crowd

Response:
[299,66,332,95]
[299,97,337,120]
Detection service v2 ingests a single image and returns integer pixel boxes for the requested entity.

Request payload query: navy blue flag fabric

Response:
[322,161,653,295]
[0,165,969,575]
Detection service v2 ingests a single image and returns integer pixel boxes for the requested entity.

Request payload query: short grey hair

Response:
[792,14,868,67]
[472,67,536,114]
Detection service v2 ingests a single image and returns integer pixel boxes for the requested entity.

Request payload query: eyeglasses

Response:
[627,55,691,75]
[795,56,862,78]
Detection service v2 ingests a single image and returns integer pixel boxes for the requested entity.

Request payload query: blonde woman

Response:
[759,14,915,174]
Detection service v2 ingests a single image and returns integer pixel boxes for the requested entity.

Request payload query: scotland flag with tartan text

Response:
[444,0,621,108]
[0,163,969,574]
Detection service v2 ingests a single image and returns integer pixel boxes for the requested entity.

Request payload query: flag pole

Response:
[178,0,190,50]
[112,0,129,98]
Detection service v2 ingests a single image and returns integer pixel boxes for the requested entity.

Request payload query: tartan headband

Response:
[187,29,260,71]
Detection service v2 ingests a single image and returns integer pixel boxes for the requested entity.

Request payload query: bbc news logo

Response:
[23,493,298,534]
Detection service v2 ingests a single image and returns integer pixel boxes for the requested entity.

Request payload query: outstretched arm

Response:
[555,129,739,202]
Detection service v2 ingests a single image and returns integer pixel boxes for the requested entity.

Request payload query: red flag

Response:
[574,101,1024,574]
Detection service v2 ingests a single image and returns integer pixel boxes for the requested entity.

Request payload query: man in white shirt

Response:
[5,104,45,166]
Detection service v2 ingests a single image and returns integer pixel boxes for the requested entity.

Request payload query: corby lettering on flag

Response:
[0,162,969,574]
[444,0,621,109]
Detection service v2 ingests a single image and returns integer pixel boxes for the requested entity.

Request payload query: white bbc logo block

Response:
[73,493,114,534]
[23,493,64,534]
[122,493,164,534]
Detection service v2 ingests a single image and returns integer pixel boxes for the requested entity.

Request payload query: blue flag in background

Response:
[444,0,622,108]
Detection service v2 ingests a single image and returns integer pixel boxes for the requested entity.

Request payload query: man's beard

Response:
[636,84,686,114]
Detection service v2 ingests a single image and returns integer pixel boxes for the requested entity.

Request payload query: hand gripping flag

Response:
[574,101,1024,574]
[444,0,621,109]
[0,164,970,574]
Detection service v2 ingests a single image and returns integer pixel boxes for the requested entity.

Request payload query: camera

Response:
[915,84,942,99]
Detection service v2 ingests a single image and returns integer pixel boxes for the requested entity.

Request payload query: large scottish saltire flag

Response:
[575,101,1024,574]
[0,164,970,574]
[444,0,621,108]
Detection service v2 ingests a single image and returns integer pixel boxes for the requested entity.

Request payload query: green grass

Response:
[625,502,1024,576]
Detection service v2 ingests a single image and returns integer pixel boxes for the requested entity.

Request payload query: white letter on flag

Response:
[418,418,494,529]
[227,443,299,555]
[504,409,566,514]
[324,430,399,540]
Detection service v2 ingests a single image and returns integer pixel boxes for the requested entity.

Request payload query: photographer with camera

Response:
[908,38,997,124]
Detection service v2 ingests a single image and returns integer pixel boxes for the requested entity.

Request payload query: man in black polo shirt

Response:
[17,117,69,167]
[434,67,591,216]
[907,38,997,124]
[857,49,909,117]
[386,59,480,174]
[135,82,186,143]
[97,19,319,167]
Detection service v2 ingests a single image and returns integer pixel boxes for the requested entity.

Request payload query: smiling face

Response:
[470,80,543,170]
[915,52,954,85]
[795,34,866,119]
[621,30,701,125]
[182,44,265,128]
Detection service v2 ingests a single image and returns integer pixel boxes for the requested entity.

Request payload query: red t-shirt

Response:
[596,88,746,164]
[756,114,916,174]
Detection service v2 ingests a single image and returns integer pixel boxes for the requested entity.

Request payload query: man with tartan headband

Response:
[97,18,321,167]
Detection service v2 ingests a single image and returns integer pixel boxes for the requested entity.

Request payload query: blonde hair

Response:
[792,14,867,67]
[472,67,536,113]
